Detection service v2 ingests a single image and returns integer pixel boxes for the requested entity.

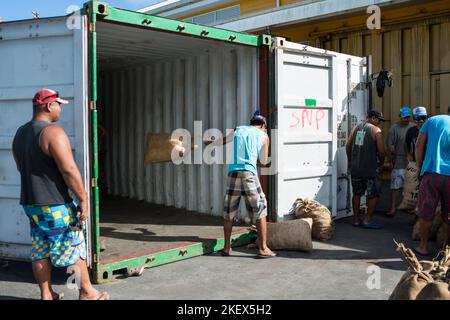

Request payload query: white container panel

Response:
[0,17,89,260]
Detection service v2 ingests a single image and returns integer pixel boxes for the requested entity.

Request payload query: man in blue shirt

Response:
[208,112,275,258]
[414,115,450,256]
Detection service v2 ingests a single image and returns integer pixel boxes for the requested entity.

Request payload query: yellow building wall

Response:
[270,0,450,135]
[178,0,277,20]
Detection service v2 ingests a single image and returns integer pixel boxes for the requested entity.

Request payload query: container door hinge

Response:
[91,178,97,188]
[90,101,96,110]
[93,254,98,263]
[89,22,95,33]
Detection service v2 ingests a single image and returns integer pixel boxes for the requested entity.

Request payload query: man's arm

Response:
[405,133,413,162]
[258,134,270,166]
[43,126,89,221]
[374,129,386,168]
[205,130,234,147]
[415,132,427,178]
[345,126,356,164]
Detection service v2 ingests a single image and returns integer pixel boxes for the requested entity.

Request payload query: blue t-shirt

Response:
[228,126,266,175]
[419,115,450,177]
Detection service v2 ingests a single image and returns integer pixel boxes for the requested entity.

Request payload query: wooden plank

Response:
[371,31,383,113]
[390,30,402,122]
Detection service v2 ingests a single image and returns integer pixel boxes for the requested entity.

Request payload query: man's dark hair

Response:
[33,104,47,114]
[250,115,267,127]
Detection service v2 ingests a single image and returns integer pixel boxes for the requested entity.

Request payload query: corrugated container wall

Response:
[98,47,258,217]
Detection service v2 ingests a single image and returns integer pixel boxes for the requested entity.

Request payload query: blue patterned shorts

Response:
[22,201,86,267]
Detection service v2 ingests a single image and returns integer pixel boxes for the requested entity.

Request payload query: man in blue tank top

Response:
[414,114,450,256]
[12,89,109,300]
[207,112,275,258]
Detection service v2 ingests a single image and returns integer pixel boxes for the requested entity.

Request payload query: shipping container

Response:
[0,1,368,283]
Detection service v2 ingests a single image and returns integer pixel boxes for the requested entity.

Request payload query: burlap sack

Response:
[266,218,313,251]
[412,208,443,241]
[436,225,447,250]
[389,270,434,300]
[144,133,187,165]
[416,282,450,300]
[390,243,450,300]
[291,198,334,241]
[398,162,419,211]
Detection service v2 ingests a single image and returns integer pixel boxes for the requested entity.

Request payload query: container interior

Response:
[96,21,259,263]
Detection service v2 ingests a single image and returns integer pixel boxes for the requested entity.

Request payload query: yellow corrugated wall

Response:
[271,0,450,135]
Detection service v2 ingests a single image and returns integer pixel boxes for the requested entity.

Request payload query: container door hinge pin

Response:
[177,24,186,31]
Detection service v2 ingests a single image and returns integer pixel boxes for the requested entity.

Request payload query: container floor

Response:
[99,195,248,264]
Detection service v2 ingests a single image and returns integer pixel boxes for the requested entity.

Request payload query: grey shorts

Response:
[391,169,406,190]
[223,171,267,223]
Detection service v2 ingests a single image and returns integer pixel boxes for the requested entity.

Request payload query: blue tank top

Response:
[228,126,265,175]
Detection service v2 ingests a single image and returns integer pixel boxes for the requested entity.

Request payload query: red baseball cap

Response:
[32,89,69,106]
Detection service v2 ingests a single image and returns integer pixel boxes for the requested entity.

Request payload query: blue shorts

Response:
[22,201,86,267]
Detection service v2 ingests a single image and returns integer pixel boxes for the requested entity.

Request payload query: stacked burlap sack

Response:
[389,242,450,300]
[398,161,419,212]
[251,198,333,252]
[289,198,334,241]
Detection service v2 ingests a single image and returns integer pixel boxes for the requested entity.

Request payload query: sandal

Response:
[221,249,232,257]
[257,250,277,259]
[79,291,110,300]
[412,247,431,258]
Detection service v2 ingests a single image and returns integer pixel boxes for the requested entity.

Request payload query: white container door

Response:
[0,15,90,262]
[334,54,369,219]
[273,38,368,220]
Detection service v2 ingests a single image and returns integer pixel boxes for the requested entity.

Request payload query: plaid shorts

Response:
[223,171,267,223]
[22,201,86,267]
[417,173,450,225]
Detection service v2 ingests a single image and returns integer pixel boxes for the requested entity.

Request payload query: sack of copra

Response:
[390,242,450,300]
[412,207,443,241]
[266,218,313,251]
[144,133,189,165]
[290,198,333,241]
[389,269,434,300]
[398,162,419,211]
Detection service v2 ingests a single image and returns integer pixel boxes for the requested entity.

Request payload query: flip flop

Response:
[257,251,277,259]
[49,292,64,300]
[361,222,383,229]
[412,247,431,258]
[79,291,110,300]
[352,221,362,227]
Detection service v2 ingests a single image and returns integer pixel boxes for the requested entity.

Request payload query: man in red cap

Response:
[12,89,109,300]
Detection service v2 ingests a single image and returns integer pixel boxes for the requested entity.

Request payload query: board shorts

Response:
[223,171,267,224]
[390,169,406,190]
[22,200,87,267]
[417,173,450,225]
[351,177,381,199]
